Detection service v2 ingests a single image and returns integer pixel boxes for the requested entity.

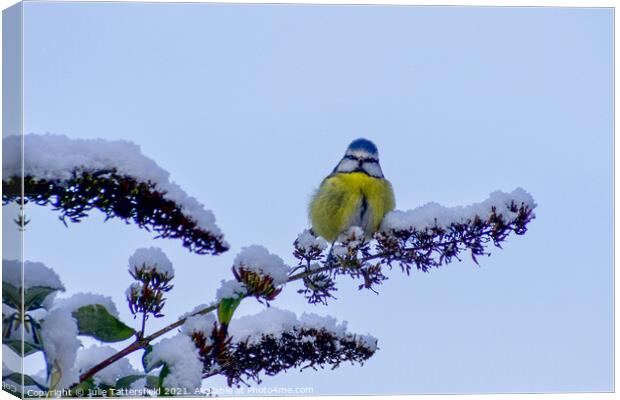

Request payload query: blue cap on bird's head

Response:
[347,138,379,155]
[346,138,378,157]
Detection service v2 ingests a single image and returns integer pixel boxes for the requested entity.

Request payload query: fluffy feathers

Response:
[309,139,395,242]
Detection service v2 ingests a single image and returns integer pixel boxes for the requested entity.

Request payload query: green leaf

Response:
[96,382,115,392]
[115,374,145,389]
[142,345,154,372]
[2,283,21,310]
[24,286,58,311]
[3,372,48,390]
[140,347,169,389]
[70,377,95,397]
[158,364,170,391]
[145,375,159,390]
[2,339,42,356]
[142,345,168,373]
[72,304,135,342]
[217,296,243,326]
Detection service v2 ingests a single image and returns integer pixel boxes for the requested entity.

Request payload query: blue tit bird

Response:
[309,138,395,243]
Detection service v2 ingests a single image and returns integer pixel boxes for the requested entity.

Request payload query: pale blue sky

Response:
[10,2,615,394]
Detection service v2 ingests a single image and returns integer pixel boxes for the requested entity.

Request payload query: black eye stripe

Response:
[343,155,378,163]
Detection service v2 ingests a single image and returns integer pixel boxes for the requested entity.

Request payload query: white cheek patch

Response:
[362,162,384,178]
[335,158,359,173]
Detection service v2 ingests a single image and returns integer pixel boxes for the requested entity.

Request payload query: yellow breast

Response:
[309,172,395,242]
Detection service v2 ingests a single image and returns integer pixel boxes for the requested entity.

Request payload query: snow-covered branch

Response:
[176,308,376,387]
[2,134,228,255]
[294,188,536,304]
[65,188,536,391]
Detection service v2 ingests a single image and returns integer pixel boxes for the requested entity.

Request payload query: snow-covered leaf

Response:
[72,304,134,342]
[53,292,120,317]
[75,345,139,387]
[24,287,59,311]
[40,308,81,390]
[144,334,202,391]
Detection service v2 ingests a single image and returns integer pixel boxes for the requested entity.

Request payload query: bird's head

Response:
[333,138,384,178]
